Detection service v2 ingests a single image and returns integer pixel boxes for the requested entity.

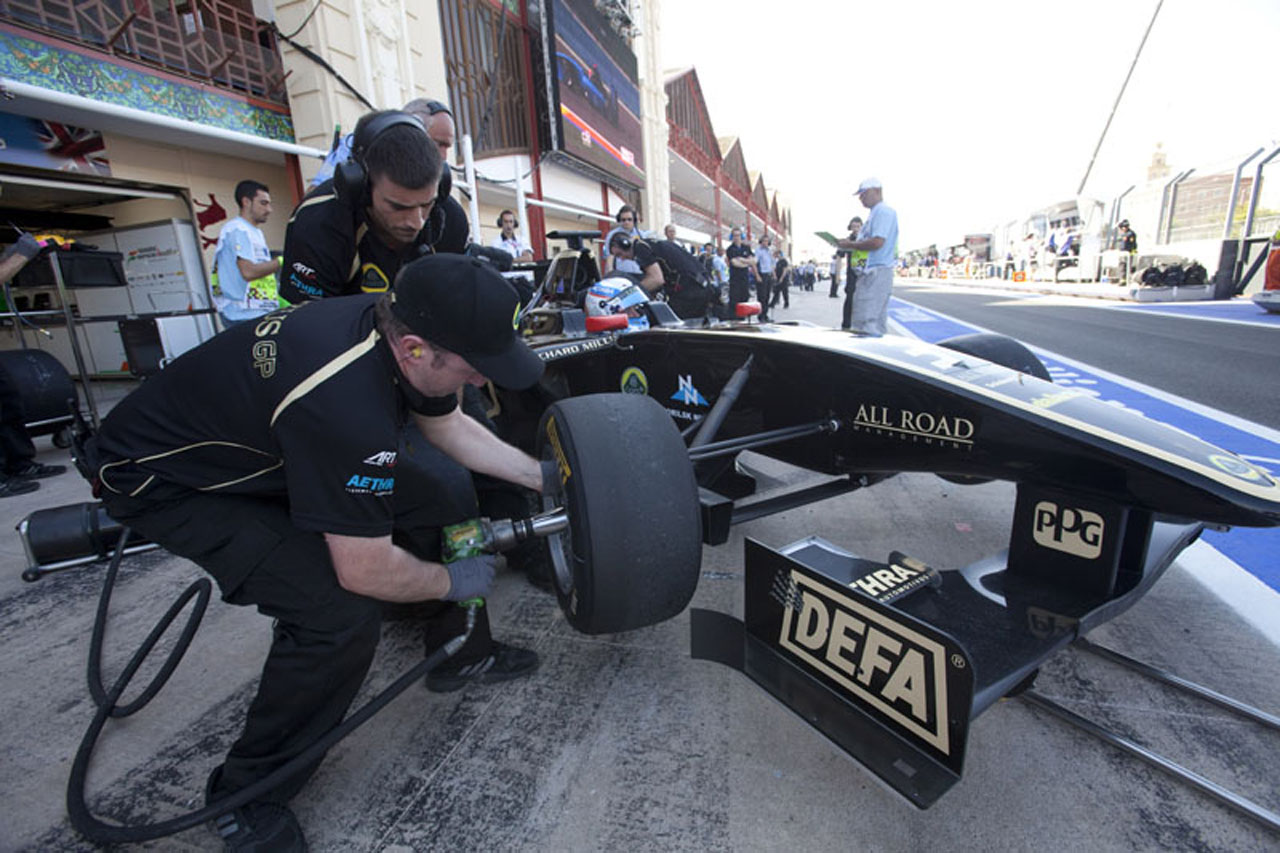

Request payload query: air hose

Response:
[65,527,478,845]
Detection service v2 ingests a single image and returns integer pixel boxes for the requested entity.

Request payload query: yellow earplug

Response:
[411,347,423,358]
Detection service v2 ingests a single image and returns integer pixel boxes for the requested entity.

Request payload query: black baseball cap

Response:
[391,254,544,389]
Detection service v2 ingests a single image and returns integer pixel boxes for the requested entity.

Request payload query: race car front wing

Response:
[691,481,1205,807]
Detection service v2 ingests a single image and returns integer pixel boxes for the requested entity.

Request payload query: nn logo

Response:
[1032,501,1104,559]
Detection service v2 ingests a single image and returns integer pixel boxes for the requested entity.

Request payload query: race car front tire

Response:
[536,393,701,634]
[937,333,1051,485]
[937,332,1051,381]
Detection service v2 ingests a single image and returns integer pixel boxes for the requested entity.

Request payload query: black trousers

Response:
[728,278,751,314]
[0,368,36,475]
[769,276,789,308]
[98,424,491,805]
[756,273,774,318]
[841,269,861,329]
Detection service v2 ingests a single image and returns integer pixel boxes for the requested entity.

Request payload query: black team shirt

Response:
[281,179,469,301]
[94,297,456,537]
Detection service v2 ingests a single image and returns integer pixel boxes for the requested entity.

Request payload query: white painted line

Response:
[1104,304,1279,330]
[1179,540,1280,651]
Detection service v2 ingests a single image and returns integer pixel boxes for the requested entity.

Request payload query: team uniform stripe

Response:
[271,328,381,427]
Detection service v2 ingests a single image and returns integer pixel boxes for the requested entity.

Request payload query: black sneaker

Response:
[0,477,39,498]
[10,462,66,480]
[206,767,308,853]
[425,641,540,693]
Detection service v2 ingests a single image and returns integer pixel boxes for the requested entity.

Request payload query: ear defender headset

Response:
[496,211,518,229]
[334,111,426,206]
[333,109,453,212]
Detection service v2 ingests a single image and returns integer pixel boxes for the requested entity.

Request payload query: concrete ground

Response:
[1,290,1278,851]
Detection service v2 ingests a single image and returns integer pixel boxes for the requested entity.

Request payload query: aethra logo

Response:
[1032,501,1104,559]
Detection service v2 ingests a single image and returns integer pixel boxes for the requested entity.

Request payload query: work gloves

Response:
[3,233,43,262]
[442,554,498,602]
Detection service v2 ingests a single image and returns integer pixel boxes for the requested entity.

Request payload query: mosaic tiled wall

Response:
[0,29,295,143]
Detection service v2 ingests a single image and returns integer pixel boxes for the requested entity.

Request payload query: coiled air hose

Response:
[66,527,476,844]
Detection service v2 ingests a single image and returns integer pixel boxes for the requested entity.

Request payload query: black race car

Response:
[491,233,1280,808]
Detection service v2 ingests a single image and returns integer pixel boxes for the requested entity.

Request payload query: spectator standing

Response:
[754,235,776,321]
[840,215,867,330]
[711,244,729,297]
[835,177,899,336]
[724,227,755,314]
[829,255,841,297]
[770,249,791,310]
[212,180,279,326]
[491,210,533,262]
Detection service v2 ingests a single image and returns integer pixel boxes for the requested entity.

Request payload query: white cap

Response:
[855,177,882,194]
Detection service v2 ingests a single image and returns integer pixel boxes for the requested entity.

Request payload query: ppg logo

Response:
[1032,501,1104,559]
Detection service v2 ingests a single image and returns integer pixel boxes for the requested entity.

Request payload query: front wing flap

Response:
[692,539,974,808]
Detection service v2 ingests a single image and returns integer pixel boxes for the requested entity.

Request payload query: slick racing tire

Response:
[537,393,701,634]
[937,333,1052,485]
[937,332,1052,381]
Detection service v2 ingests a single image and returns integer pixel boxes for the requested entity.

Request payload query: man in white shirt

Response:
[835,177,899,336]
[213,180,279,326]
[753,235,776,321]
[490,209,533,262]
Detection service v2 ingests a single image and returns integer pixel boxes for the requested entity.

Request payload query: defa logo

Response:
[1032,501,1104,559]
[778,571,952,755]
[362,451,397,468]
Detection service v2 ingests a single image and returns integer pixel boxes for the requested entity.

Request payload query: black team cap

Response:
[391,254,544,390]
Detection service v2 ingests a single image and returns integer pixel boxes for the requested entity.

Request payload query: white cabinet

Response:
[75,219,216,375]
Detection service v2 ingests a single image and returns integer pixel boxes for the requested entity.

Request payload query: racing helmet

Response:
[585,277,650,331]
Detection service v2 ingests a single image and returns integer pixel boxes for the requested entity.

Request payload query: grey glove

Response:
[540,457,564,496]
[442,554,497,602]
[3,233,42,262]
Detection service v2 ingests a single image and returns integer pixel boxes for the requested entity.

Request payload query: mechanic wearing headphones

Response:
[491,209,534,262]
[89,254,553,850]
[308,100,468,257]
[283,105,467,303]
[607,231,714,320]
[603,204,644,274]
[280,110,540,686]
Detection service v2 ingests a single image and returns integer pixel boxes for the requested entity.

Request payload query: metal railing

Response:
[438,0,531,158]
[0,0,287,105]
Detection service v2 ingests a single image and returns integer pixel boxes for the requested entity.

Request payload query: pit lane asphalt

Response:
[1,291,1277,851]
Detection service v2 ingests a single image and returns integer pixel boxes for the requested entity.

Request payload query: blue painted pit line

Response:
[889,296,1280,595]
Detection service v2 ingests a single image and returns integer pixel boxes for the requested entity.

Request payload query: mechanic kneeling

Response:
[88,255,552,850]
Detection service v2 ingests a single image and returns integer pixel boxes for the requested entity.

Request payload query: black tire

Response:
[937,333,1051,485]
[536,393,701,634]
[53,427,73,449]
[938,332,1051,381]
